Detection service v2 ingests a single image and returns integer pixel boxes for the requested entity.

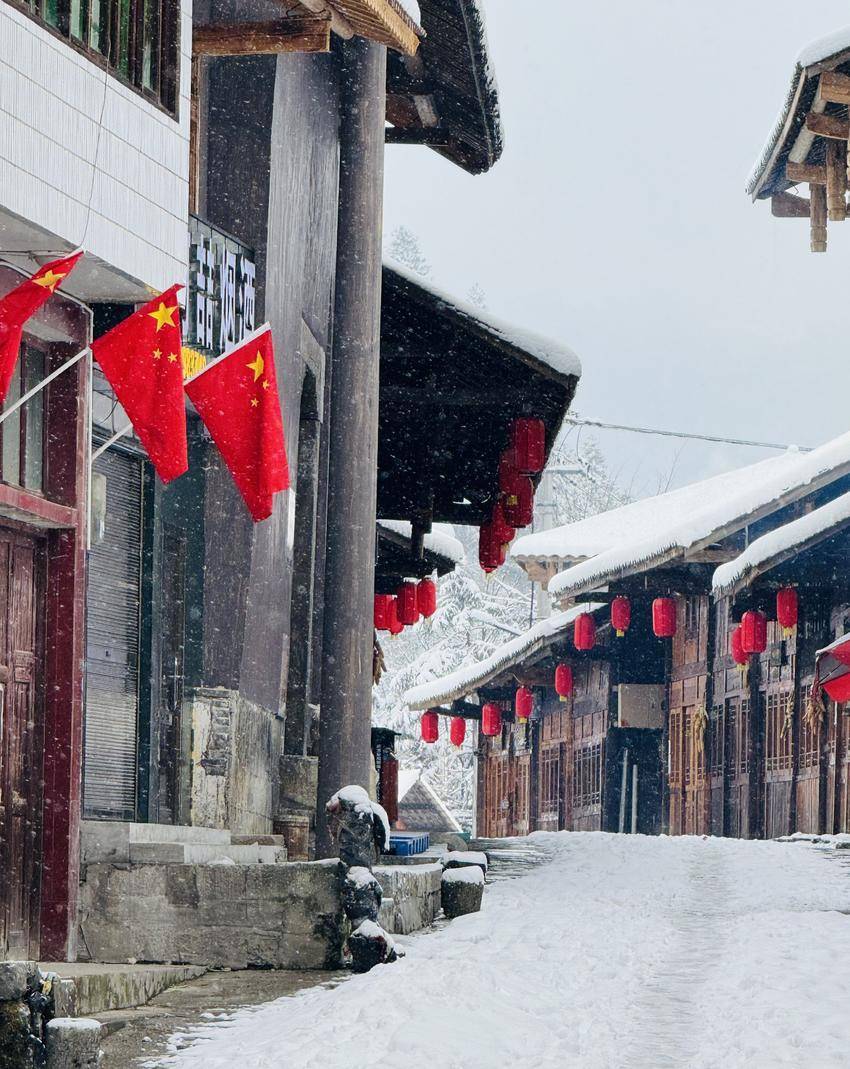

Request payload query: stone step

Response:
[82,821,232,865]
[39,963,206,1017]
[128,842,287,865]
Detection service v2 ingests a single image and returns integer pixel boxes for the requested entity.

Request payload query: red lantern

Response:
[492,500,516,547]
[421,710,439,744]
[374,594,394,631]
[498,450,522,503]
[731,625,748,666]
[481,703,502,737]
[554,663,573,701]
[450,716,466,747]
[479,521,501,573]
[740,610,767,655]
[611,596,631,637]
[511,418,546,474]
[387,597,403,636]
[515,686,533,722]
[652,597,677,638]
[504,475,534,528]
[574,612,596,651]
[776,587,798,633]
[397,581,420,626]
[417,577,437,619]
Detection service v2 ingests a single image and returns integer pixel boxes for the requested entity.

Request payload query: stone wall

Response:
[375,864,442,935]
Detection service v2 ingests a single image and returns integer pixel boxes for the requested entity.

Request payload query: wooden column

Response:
[826,140,847,222]
[810,182,828,252]
[315,37,387,857]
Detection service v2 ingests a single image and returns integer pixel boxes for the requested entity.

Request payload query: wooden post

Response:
[810,183,828,252]
[315,37,387,857]
[826,140,847,222]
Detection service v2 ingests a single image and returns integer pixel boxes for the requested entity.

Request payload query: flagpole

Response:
[0,346,89,426]
[91,422,133,462]
[182,322,272,386]
[86,350,93,550]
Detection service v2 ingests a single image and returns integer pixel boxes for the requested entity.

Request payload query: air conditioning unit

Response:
[617,684,665,729]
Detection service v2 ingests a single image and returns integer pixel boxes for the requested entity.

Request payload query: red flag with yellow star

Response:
[91,284,188,483]
[0,250,83,403]
[185,324,289,521]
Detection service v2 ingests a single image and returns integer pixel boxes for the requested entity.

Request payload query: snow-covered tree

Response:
[466,282,487,310]
[388,226,432,279]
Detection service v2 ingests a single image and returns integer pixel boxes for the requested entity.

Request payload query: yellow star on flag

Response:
[247,352,264,382]
[152,348,162,361]
[251,397,259,408]
[33,269,67,292]
[168,352,178,363]
[148,301,178,332]
[262,379,270,390]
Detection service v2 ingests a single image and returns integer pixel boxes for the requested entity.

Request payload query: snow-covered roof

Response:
[404,602,605,710]
[545,431,850,601]
[748,25,850,198]
[397,769,463,833]
[385,261,581,383]
[712,490,850,598]
[377,520,465,565]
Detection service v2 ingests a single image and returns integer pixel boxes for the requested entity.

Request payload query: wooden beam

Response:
[296,0,355,38]
[810,182,828,252]
[817,71,850,106]
[193,17,331,56]
[771,192,810,218]
[786,161,827,185]
[385,126,451,145]
[826,139,847,221]
[805,111,850,141]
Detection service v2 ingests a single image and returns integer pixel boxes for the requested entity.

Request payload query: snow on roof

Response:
[546,431,850,601]
[404,602,605,710]
[712,490,850,597]
[385,261,581,381]
[397,768,420,802]
[397,769,463,833]
[392,0,421,27]
[747,25,850,197]
[377,520,465,565]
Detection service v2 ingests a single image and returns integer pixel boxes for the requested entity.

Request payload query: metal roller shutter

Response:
[84,448,143,820]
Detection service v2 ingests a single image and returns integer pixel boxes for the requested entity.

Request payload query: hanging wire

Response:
[562,416,812,453]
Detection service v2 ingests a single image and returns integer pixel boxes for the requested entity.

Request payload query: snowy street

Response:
[155,833,850,1069]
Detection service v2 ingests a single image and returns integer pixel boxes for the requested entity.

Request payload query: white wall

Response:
[0,0,191,296]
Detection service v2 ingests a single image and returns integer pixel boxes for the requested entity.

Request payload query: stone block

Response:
[0,961,34,1002]
[45,1018,102,1069]
[441,869,484,919]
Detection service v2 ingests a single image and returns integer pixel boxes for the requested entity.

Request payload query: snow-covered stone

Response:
[442,850,488,874]
[45,1017,102,1069]
[440,867,484,918]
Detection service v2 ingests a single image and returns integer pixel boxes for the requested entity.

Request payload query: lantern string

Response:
[563,417,812,453]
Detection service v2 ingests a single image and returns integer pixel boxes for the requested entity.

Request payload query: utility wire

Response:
[563,416,812,453]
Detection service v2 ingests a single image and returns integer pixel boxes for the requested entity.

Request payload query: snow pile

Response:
[156,832,850,1069]
[327,785,391,848]
[712,490,850,595]
[443,850,488,872]
[405,602,605,709]
[377,520,465,565]
[441,866,484,886]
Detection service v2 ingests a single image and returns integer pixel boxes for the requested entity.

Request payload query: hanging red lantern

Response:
[574,612,596,651]
[652,597,677,638]
[611,596,631,637]
[554,663,573,701]
[481,703,502,737]
[397,581,420,626]
[387,597,403,636]
[420,710,439,744]
[417,577,437,619]
[730,625,748,666]
[515,686,533,723]
[498,449,522,504]
[479,521,501,574]
[504,475,534,528]
[740,610,767,655]
[450,716,466,747]
[776,587,798,633]
[374,594,394,631]
[511,418,546,474]
[492,500,516,547]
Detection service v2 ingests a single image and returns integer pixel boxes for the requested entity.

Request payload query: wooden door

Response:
[0,528,44,958]
[796,694,823,834]
[762,689,794,838]
[668,706,684,835]
[538,743,561,832]
[725,695,751,838]
[512,754,531,836]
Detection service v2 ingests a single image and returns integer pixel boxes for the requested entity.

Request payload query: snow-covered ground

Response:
[155,833,850,1068]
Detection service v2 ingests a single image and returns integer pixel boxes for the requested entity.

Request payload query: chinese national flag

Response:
[0,250,83,403]
[185,326,290,522]
[91,285,188,483]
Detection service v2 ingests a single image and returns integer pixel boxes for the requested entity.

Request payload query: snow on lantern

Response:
[511,418,546,474]
[574,612,596,651]
[397,581,420,626]
[504,475,534,529]
[515,686,533,723]
[611,596,631,638]
[417,577,437,619]
[387,598,403,636]
[374,594,394,631]
[555,663,573,701]
[492,500,516,547]
[731,626,748,666]
[420,710,439,744]
[479,521,501,574]
[740,610,767,655]
[776,587,798,633]
[481,703,502,737]
[450,716,466,747]
[652,597,677,638]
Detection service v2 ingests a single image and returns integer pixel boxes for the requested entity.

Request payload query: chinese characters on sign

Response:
[185,222,256,358]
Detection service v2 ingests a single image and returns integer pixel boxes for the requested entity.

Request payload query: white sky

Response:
[383,1,850,496]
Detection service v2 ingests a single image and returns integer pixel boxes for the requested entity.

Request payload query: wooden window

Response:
[11,0,179,115]
[669,709,682,786]
[684,597,700,634]
[573,742,603,809]
[709,706,724,777]
[765,692,793,772]
[540,746,560,820]
[0,345,46,494]
[799,701,820,770]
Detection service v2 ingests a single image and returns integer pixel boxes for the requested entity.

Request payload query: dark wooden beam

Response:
[385,126,451,146]
[805,111,850,141]
[817,71,850,106]
[811,181,828,252]
[771,192,810,218]
[193,17,331,56]
[382,385,521,406]
[786,162,827,185]
[827,139,848,221]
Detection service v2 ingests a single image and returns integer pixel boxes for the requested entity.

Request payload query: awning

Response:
[816,633,850,701]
